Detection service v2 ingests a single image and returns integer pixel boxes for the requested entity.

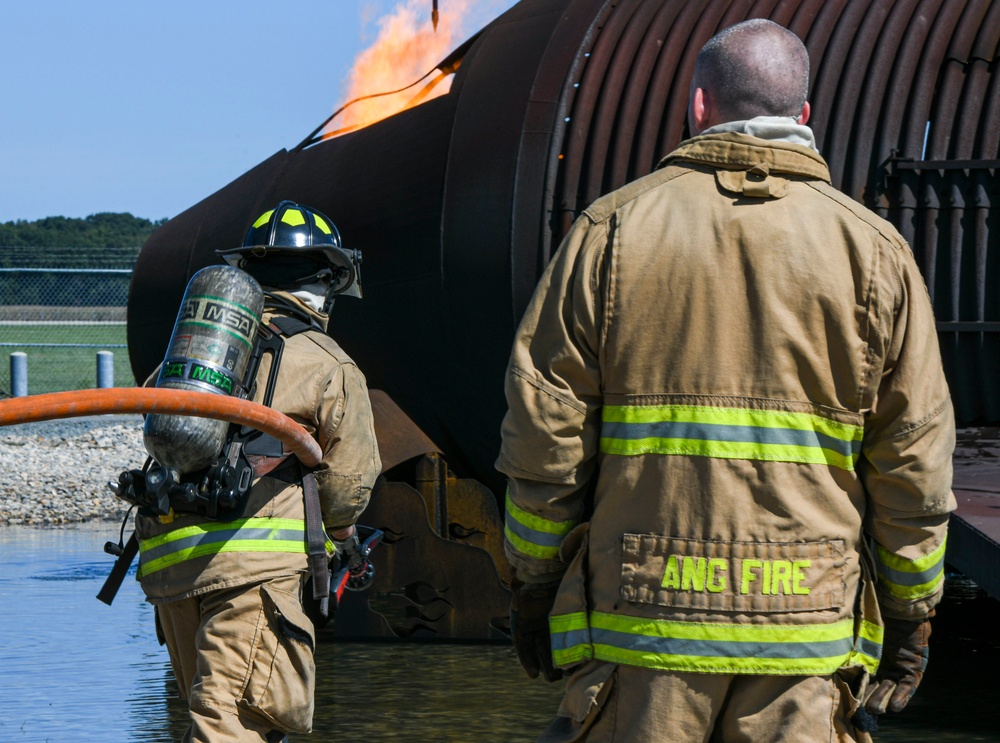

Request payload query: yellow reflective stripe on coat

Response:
[504,490,576,560]
[550,611,881,675]
[137,517,307,578]
[874,538,947,600]
[601,404,863,471]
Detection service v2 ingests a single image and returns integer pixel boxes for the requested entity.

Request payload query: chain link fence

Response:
[0,247,138,396]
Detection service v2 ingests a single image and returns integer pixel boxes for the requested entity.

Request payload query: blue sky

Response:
[0,0,517,223]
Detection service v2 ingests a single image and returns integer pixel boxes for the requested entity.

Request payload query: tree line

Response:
[0,213,167,305]
[0,213,167,268]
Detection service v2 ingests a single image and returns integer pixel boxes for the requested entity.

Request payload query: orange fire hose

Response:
[0,388,322,467]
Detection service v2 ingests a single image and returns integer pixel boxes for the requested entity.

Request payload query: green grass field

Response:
[0,324,135,395]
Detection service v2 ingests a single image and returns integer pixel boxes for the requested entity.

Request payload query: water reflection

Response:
[307,642,563,741]
[0,523,175,742]
[1,524,998,742]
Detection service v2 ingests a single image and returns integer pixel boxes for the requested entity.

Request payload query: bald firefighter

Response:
[136,201,381,741]
[498,19,955,743]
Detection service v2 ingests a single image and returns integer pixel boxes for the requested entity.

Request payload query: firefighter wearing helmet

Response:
[134,201,381,741]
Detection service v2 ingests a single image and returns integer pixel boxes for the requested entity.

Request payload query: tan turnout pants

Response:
[538,662,873,743]
[155,573,316,742]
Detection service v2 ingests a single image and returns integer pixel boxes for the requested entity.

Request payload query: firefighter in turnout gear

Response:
[136,201,381,741]
[498,20,955,743]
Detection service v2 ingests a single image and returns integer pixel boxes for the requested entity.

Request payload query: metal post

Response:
[96,351,114,388]
[10,352,27,397]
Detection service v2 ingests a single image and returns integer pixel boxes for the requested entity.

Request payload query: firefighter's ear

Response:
[797,100,811,126]
[690,87,719,135]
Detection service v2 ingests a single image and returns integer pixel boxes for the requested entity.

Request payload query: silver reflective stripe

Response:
[552,627,591,654]
[139,527,305,565]
[589,626,853,660]
[855,635,883,662]
[504,516,565,549]
[504,491,576,561]
[550,612,868,674]
[600,404,863,471]
[601,420,861,459]
[874,560,943,588]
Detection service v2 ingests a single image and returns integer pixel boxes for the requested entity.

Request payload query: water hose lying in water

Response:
[0,387,322,466]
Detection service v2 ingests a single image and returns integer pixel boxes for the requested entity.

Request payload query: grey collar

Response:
[701,116,818,152]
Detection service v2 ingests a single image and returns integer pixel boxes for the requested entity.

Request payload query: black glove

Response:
[865,610,934,714]
[509,579,563,682]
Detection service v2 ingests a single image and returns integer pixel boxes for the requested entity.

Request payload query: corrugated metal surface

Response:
[130,0,1000,493]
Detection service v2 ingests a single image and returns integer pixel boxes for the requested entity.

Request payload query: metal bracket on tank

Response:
[109,440,256,521]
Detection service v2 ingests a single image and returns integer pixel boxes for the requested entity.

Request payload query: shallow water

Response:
[1,523,997,742]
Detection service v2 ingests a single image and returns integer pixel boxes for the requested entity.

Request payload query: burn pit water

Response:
[1,523,998,742]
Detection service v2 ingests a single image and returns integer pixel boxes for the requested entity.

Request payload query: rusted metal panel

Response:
[329,479,510,640]
[948,495,1000,601]
[369,390,441,473]
[950,428,1000,600]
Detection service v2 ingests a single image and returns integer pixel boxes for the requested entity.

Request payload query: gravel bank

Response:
[0,415,146,526]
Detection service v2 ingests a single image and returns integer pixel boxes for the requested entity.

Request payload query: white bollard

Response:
[96,350,114,389]
[10,352,27,397]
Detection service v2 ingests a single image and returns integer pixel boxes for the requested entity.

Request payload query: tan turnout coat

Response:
[498,133,955,677]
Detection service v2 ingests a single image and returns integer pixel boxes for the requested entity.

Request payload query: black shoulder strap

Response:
[269,314,316,337]
[249,313,313,411]
[263,292,323,334]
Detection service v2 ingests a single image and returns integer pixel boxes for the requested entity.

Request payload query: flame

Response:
[323,0,480,138]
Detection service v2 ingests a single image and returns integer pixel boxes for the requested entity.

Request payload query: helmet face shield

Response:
[326,246,362,298]
[217,201,362,298]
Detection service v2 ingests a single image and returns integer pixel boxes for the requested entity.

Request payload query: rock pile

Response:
[0,416,146,526]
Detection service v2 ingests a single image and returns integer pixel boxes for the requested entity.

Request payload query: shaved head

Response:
[692,19,810,124]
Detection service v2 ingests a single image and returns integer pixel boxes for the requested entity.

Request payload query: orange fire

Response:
[323,0,481,138]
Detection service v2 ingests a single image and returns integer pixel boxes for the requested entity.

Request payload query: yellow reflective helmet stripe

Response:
[252,210,274,229]
[504,490,576,561]
[281,209,307,227]
[281,210,306,227]
[313,214,333,235]
[137,517,307,578]
[601,403,863,471]
[550,610,882,675]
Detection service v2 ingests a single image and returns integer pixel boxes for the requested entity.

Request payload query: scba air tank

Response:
[143,265,264,474]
